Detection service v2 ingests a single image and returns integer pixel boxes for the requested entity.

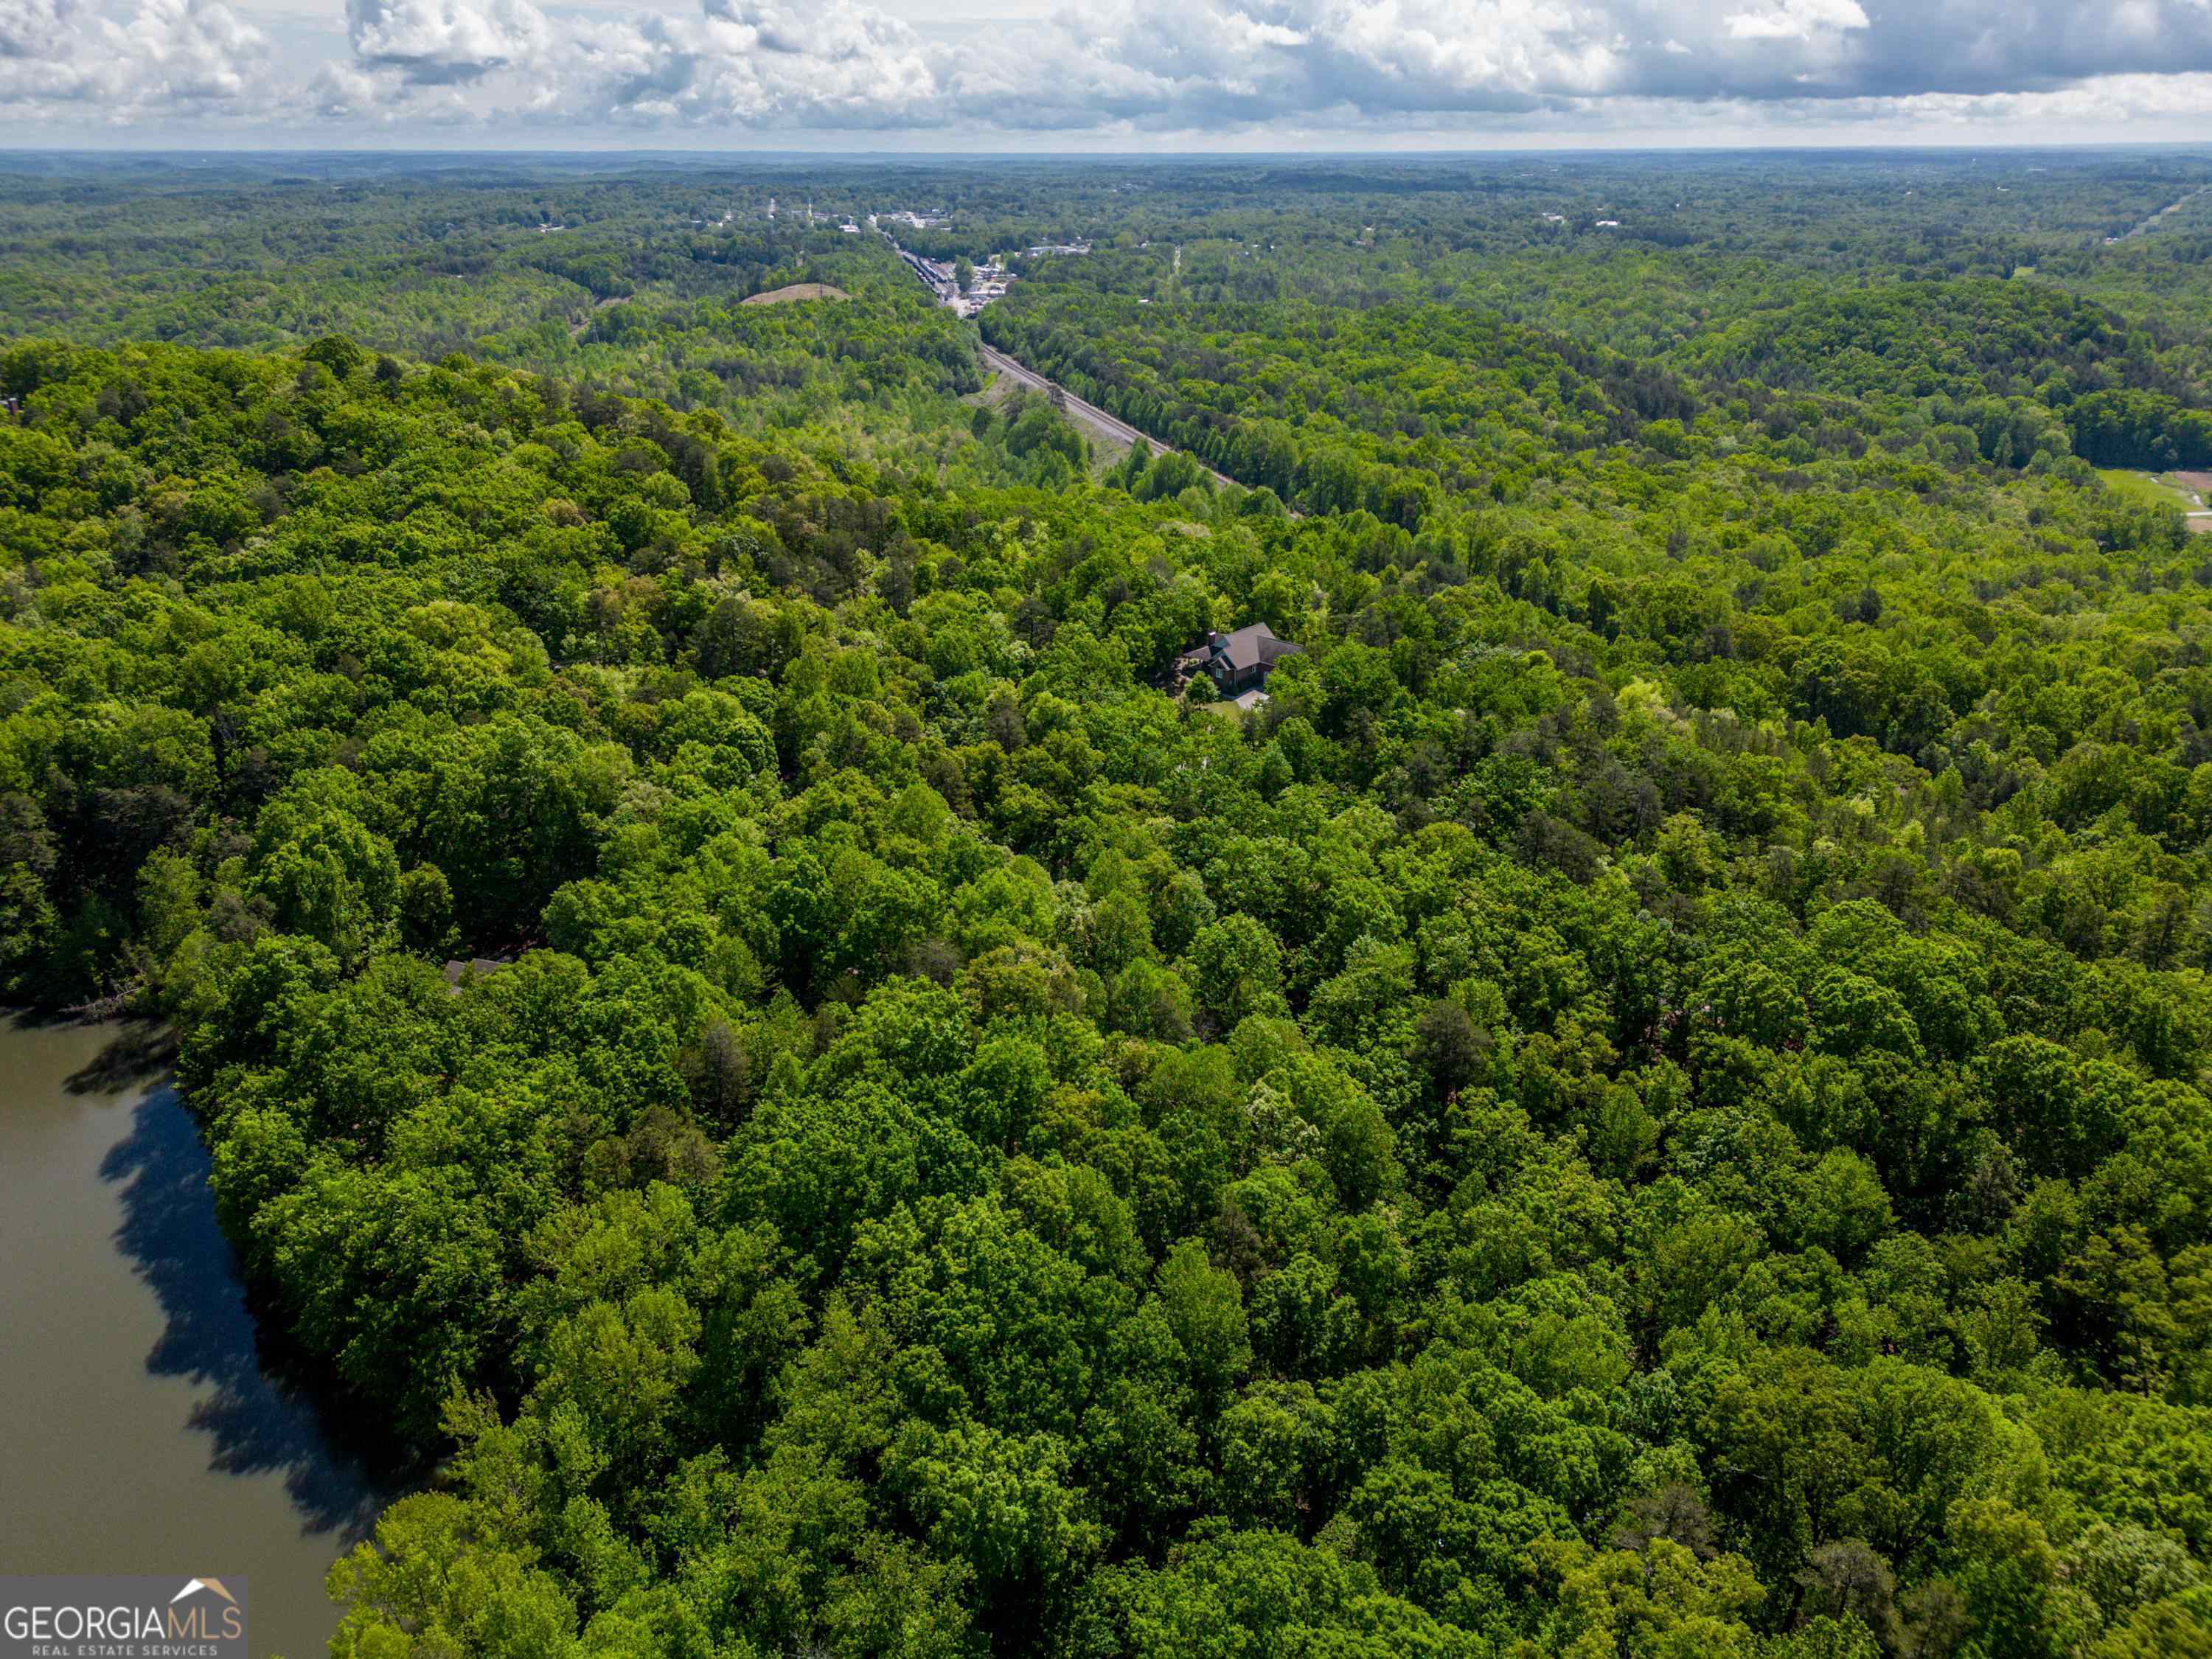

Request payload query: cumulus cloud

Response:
[0,0,265,113]
[13,0,2212,137]
[0,0,86,102]
[0,0,72,60]
[316,0,942,126]
[1722,0,1869,44]
[346,0,551,83]
[680,0,938,125]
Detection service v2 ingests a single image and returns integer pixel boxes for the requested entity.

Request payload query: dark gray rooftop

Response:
[1205,623,1301,673]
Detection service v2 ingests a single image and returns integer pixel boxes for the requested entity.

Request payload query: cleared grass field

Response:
[2098,467,2200,510]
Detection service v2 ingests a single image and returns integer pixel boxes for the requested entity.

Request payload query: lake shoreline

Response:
[0,1015,406,1659]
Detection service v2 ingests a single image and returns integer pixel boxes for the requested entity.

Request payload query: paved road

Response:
[976,341,1245,493]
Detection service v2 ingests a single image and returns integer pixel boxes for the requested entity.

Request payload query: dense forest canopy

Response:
[9,148,2212,1658]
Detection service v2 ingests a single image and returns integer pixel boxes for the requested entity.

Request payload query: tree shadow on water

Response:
[99,1084,396,1544]
[64,1020,176,1096]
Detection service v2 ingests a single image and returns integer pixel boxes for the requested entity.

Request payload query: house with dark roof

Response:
[1177,624,1303,697]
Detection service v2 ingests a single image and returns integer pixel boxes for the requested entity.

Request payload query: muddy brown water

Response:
[0,1017,389,1657]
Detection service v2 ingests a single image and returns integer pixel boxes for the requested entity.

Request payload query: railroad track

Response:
[975,343,1244,493]
[887,232,1272,503]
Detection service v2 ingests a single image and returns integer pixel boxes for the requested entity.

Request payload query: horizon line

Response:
[1,139,2210,161]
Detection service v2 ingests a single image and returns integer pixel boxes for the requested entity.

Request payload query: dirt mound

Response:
[741,282,850,306]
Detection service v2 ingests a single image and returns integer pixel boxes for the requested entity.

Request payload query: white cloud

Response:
[0,0,88,102]
[346,0,550,83]
[114,0,267,99]
[0,0,265,112]
[1723,0,1868,42]
[0,0,74,59]
[681,0,939,125]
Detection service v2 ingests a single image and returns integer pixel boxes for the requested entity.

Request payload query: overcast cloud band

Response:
[5,0,2212,137]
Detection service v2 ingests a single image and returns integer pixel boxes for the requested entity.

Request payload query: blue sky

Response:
[7,0,2212,149]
